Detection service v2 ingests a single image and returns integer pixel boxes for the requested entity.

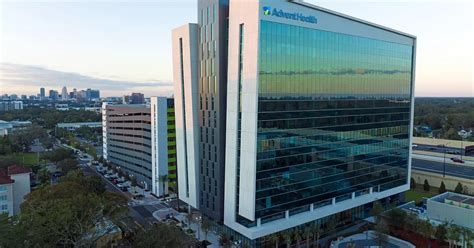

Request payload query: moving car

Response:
[451,157,465,163]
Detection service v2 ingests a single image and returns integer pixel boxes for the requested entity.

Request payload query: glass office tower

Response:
[174,0,416,246]
[255,20,412,221]
[223,0,415,246]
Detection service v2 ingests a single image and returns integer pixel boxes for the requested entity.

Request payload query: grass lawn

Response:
[405,188,437,203]
[0,152,42,166]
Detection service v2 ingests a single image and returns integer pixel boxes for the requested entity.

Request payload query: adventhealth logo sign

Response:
[263,6,317,24]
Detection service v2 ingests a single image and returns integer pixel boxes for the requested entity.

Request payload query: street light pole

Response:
[443,142,449,178]
[443,148,446,178]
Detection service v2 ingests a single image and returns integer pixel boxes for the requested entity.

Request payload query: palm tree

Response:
[303,226,312,248]
[185,213,194,231]
[293,229,302,248]
[448,225,462,248]
[466,228,474,248]
[201,218,212,241]
[158,175,168,197]
[130,176,138,193]
[461,227,473,248]
[283,230,293,248]
[219,233,232,248]
[310,223,322,248]
[269,233,280,248]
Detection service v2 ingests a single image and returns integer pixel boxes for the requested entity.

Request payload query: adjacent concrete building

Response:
[427,192,474,231]
[103,100,178,196]
[151,97,178,196]
[102,103,153,189]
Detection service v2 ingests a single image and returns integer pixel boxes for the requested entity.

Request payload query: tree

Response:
[327,217,337,234]
[461,227,473,248]
[410,177,416,189]
[130,176,138,193]
[447,224,461,248]
[57,158,78,174]
[386,208,407,229]
[48,148,73,162]
[219,233,232,248]
[133,223,195,248]
[455,182,463,193]
[37,168,51,185]
[439,181,447,194]
[293,228,302,248]
[462,185,469,195]
[283,230,293,248]
[185,213,194,231]
[201,218,212,241]
[158,174,169,196]
[269,233,280,248]
[18,172,127,247]
[419,219,434,244]
[373,219,389,247]
[0,213,26,247]
[370,201,384,223]
[303,226,312,248]
[435,222,448,245]
[423,179,431,192]
[310,223,322,248]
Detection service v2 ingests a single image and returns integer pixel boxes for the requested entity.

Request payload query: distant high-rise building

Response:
[49,90,58,100]
[130,93,145,104]
[76,90,87,102]
[21,95,27,100]
[73,88,77,98]
[122,95,130,104]
[87,89,100,100]
[61,86,68,101]
[0,101,23,112]
[40,88,45,98]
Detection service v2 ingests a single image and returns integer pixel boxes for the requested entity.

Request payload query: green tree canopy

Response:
[439,181,447,194]
[17,171,127,247]
[455,182,463,193]
[423,179,431,192]
[133,223,195,248]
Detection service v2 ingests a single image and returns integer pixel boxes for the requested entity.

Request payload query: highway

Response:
[413,143,465,155]
[412,158,474,180]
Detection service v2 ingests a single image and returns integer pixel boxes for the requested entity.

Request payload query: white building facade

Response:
[173,0,416,246]
[0,165,31,217]
[172,24,201,208]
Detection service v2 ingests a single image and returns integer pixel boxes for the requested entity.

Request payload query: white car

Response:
[117,182,130,188]
[104,174,117,179]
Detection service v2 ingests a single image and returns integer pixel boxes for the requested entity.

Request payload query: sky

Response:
[0,0,473,97]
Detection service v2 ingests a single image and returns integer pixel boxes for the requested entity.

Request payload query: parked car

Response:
[119,186,129,192]
[117,182,130,188]
[451,157,465,163]
[104,174,117,179]
[132,194,144,200]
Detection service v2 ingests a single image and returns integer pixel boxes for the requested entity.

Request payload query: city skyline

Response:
[1,0,473,97]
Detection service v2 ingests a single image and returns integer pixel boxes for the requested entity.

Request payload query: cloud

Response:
[0,63,174,97]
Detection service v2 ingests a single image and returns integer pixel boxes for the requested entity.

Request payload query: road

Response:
[80,161,172,233]
[412,158,474,180]
[413,143,467,156]
[412,153,474,166]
